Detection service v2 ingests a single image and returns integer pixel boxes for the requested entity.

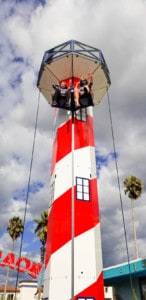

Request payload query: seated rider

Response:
[52,81,69,106]
[74,74,93,107]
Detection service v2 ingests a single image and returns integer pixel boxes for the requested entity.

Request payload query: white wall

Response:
[19,281,38,300]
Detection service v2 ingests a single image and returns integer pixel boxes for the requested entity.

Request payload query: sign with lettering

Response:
[0,250,42,279]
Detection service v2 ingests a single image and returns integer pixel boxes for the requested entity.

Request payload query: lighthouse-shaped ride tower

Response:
[37,40,111,300]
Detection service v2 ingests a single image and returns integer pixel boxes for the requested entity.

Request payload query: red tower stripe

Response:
[75,271,104,299]
[45,178,100,266]
[51,114,95,174]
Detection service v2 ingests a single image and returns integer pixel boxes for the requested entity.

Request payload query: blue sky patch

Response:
[13,181,45,200]
[13,0,46,7]
[34,0,46,7]
[10,73,22,88]
[12,154,23,164]
[13,57,24,63]
[96,151,118,176]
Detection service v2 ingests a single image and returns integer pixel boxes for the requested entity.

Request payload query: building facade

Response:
[0,281,41,300]
[104,258,146,300]
[0,281,113,300]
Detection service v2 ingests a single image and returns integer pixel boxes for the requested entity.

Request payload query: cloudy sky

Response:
[0,0,146,284]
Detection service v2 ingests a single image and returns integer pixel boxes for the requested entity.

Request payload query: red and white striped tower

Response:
[37,40,111,300]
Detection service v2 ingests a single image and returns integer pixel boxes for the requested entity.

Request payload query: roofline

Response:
[104,258,142,271]
[42,39,106,65]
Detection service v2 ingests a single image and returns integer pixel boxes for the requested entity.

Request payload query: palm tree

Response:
[4,216,24,300]
[124,175,143,259]
[34,211,48,300]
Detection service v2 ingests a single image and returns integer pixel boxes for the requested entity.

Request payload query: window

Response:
[77,298,94,300]
[76,177,90,201]
[49,181,55,207]
[7,295,14,300]
[140,278,146,300]
[75,108,87,121]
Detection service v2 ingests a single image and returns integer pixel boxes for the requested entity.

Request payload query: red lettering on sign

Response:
[28,262,42,279]
[0,253,15,269]
[15,257,31,273]
[0,250,42,278]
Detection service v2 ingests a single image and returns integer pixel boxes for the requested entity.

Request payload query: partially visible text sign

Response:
[0,250,42,279]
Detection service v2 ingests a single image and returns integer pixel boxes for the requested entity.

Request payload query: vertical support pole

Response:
[71,109,75,300]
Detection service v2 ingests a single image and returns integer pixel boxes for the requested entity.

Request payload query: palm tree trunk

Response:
[38,269,43,300]
[131,199,139,259]
[4,266,10,300]
[4,241,14,300]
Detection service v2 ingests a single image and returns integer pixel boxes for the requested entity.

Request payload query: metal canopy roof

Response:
[42,39,106,63]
